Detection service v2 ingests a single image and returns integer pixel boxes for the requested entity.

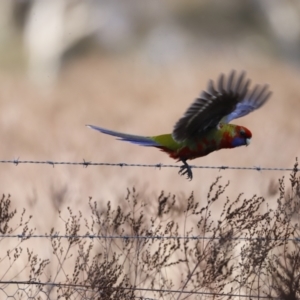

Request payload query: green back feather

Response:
[151,124,238,151]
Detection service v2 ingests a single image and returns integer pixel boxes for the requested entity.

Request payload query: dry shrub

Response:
[1,160,300,299]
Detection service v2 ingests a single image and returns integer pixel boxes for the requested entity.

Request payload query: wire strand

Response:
[1,234,299,242]
[0,280,278,299]
[0,159,295,172]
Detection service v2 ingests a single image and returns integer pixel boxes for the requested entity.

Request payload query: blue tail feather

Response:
[86,124,159,147]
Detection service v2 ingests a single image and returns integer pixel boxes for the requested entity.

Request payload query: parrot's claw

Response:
[179,160,193,180]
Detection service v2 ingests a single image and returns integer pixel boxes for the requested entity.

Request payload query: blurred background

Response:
[0,0,300,230]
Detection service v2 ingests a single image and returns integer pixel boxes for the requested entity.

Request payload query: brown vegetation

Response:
[0,161,300,299]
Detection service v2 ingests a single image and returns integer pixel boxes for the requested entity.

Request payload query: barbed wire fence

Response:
[0,158,296,172]
[0,159,299,299]
[1,233,300,242]
[0,280,280,300]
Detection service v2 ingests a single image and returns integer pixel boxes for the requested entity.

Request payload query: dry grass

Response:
[0,50,299,206]
[1,162,300,299]
[0,44,300,298]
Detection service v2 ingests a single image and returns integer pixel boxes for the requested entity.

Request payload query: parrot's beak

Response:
[246,138,251,146]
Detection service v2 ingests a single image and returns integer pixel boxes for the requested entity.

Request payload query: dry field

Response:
[0,46,300,297]
[0,51,299,211]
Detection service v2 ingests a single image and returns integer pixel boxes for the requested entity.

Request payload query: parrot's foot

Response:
[179,160,193,180]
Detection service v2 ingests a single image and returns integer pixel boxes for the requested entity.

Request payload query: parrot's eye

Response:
[240,130,246,137]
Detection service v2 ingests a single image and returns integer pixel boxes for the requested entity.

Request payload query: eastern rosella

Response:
[87,71,271,180]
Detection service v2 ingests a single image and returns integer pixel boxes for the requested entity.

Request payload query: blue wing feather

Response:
[86,124,159,147]
[222,84,272,124]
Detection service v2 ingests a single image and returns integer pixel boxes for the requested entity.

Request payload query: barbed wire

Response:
[0,280,278,299]
[1,233,299,242]
[0,158,296,172]
[0,280,157,300]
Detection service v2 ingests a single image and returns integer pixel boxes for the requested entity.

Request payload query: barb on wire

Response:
[46,161,55,168]
[1,233,299,242]
[0,159,295,172]
[82,159,91,168]
[0,280,278,299]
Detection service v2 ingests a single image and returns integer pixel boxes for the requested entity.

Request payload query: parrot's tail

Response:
[86,125,160,147]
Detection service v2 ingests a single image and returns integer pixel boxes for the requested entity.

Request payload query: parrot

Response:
[87,70,272,180]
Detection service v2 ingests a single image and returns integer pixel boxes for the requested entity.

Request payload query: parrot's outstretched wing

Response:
[172,71,271,142]
[86,125,159,147]
[221,84,272,124]
[172,71,249,142]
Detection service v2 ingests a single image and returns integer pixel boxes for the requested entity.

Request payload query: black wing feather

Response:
[172,70,250,142]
